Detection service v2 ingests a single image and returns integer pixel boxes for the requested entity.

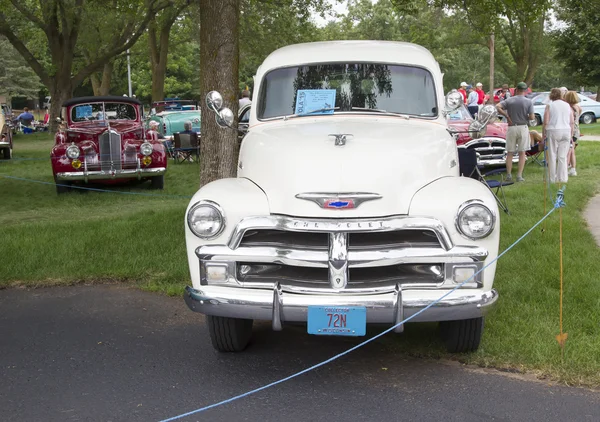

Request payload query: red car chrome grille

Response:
[98,129,123,171]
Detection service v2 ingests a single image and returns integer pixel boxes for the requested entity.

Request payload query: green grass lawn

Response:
[532,122,600,137]
[0,132,196,295]
[2,133,600,387]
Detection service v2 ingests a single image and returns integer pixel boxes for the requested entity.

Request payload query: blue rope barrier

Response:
[158,198,563,422]
[0,175,192,199]
[555,187,566,208]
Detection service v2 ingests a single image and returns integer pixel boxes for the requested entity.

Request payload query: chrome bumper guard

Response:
[0,141,10,147]
[184,284,498,330]
[55,166,166,181]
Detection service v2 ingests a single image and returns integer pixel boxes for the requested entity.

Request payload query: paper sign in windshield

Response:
[295,89,336,115]
[75,105,93,119]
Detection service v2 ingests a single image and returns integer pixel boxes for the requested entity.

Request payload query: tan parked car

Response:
[0,107,14,159]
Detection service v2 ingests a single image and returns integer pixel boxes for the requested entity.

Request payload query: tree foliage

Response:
[0,36,42,100]
[554,0,600,96]
[239,0,329,92]
[0,0,169,128]
[431,0,552,85]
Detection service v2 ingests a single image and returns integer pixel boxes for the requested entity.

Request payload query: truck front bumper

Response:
[184,284,498,331]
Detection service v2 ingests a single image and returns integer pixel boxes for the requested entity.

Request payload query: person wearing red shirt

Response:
[458,82,468,104]
[475,83,485,105]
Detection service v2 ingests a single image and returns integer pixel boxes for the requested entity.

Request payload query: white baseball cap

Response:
[460,82,467,87]
[476,82,483,87]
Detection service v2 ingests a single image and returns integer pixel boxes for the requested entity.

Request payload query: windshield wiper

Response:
[282,107,337,120]
[350,107,410,119]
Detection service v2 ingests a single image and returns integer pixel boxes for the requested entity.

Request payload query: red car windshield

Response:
[446,105,473,121]
[71,102,137,122]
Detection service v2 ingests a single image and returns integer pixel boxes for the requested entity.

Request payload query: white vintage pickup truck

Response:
[184,41,500,353]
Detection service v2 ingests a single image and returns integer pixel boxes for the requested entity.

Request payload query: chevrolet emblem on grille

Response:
[296,192,382,210]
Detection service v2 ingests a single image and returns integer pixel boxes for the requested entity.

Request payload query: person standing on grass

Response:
[496,82,535,182]
[475,83,485,108]
[458,82,468,105]
[543,88,574,184]
[466,85,479,118]
[564,90,581,176]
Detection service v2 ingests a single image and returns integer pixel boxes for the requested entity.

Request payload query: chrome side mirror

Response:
[206,91,224,113]
[205,91,237,130]
[215,107,234,128]
[468,105,498,138]
[443,91,463,114]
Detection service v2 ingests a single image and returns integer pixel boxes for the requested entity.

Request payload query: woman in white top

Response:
[542,88,574,183]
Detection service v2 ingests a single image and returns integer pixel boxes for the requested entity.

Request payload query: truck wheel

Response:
[3,147,11,159]
[149,175,164,190]
[207,315,253,352]
[439,317,484,353]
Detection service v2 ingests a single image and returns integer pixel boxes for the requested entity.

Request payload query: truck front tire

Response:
[439,317,484,353]
[207,315,253,352]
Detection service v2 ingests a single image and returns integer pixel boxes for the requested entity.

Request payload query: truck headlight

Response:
[455,201,495,240]
[66,144,80,159]
[140,142,153,156]
[187,200,225,239]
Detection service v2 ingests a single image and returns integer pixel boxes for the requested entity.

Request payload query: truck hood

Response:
[239,117,458,218]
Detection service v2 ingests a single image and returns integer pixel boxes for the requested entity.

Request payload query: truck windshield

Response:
[257,63,437,120]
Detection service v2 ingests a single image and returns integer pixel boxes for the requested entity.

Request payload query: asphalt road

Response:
[1,285,598,422]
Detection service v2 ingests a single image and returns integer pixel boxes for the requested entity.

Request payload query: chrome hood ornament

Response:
[296,192,382,210]
[328,133,353,146]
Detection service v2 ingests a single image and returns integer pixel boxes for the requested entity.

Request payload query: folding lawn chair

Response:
[173,132,199,163]
[458,147,514,214]
[526,143,545,166]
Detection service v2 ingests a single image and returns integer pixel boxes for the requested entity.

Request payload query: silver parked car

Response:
[532,92,600,125]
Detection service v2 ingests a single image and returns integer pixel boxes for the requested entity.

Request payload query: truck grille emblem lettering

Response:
[296,192,382,210]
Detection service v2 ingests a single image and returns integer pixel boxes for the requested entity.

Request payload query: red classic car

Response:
[447,104,517,167]
[51,96,167,193]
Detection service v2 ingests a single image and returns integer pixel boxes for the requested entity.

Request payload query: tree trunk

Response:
[49,78,74,133]
[90,73,101,96]
[198,0,240,187]
[99,61,113,96]
[488,33,494,104]
[150,26,171,102]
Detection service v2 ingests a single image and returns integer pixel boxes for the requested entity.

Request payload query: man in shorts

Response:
[496,82,535,182]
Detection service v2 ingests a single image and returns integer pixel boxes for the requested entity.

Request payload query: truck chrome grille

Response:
[236,262,446,291]
[239,229,441,250]
[197,215,487,292]
[99,130,122,171]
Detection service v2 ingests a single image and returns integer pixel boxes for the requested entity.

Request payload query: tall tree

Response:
[554,0,600,98]
[429,0,551,86]
[0,0,168,129]
[148,0,189,101]
[198,0,240,186]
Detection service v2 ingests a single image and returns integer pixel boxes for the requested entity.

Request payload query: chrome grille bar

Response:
[99,129,122,171]
[228,215,454,251]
